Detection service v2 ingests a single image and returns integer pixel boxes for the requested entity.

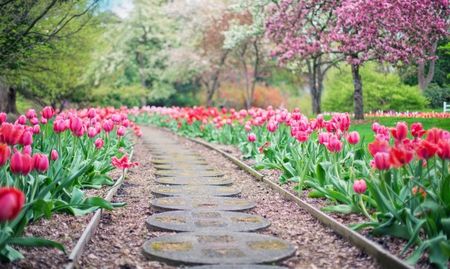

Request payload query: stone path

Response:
[142,131,295,267]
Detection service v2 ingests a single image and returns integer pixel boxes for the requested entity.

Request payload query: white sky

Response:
[110,0,134,19]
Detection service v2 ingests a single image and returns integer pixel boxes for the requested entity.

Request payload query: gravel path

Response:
[75,126,381,268]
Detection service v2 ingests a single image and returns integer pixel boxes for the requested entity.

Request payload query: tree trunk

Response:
[248,40,260,110]
[307,59,322,115]
[0,80,8,112]
[206,51,229,107]
[351,64,364,120]
[418,42,437,91]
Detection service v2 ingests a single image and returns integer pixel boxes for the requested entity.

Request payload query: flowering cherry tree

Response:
[266,0,342,115]
[266,0,449,119]
[332,0,449,119]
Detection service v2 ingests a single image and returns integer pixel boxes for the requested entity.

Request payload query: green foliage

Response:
[323,63,428,112]
[90,85,147,108]
[424,84,450,109]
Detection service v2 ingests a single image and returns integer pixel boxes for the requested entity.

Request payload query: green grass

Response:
[350,117,450,144]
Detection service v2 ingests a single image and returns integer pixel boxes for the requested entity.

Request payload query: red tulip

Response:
[437,140,450,160]
[10,152,33,175]
[411,122,426,138]
[32,153,49,173]
[111,155,138,170]
[416,140,438,160]
[41,106,55,119]
[247,133,256,142]
[0,187,25,222]
[0,123,24,145]
[389,146,414,168]
[373,152,390,170]
[51,149,59,161]
[0,143,11,166]
[353,179,367,194]
[0,112,6,124]
[368,139,389,157]
[390,122,408,141]
[347,131,360,145]
[426,128,443,144]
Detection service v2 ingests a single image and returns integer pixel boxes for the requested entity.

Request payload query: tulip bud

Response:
[347,131,360,145]
[51,149,59,161]
[22,145,32,155]
[95,138,104,149]
[247,133,256,142]
[87,127,97,138]
[16,115,26,125]
[117,126,126,137]
[0,112,7,124]
[103,120,114,133]
[353,179,367,194]
[32,125,41,135]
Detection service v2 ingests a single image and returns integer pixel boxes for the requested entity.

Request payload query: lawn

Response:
[350,117,450,143]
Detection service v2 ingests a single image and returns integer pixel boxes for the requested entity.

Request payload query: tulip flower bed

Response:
[0,107,140,262]
[134,106,450,268]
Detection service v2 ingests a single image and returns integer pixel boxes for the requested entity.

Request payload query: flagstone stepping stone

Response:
[153,164,213,170]
[155,170,224,178]
[152,185,241,197]
[155,177,233,186]
[189,265,287,269]
[146,210,270,232]
[142,231,295,265]
[151,196,256,211]
[152,159,209,165]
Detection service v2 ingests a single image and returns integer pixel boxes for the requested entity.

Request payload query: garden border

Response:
[183,135,413,269]
[64,150,134,269]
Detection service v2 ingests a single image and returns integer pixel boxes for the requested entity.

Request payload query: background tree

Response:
[0,0,101,113]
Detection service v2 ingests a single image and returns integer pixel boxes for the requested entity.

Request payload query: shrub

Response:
[323,63,428,112]
[424,83,450,109]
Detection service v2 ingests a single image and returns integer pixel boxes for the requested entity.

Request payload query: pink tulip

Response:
[87,127,97,138]
[20,131,33,146]
[10,152,33,175]
[117,126,126,137]
[32,125,40,135]
[16,115,26,125]
[41,106,54,119]
[373,152,390,170]
[326,135,343,153]
[95,138,104,149]
[347,131,360,145]
[247,133,256,142]
[51,149,59,161]
[26,109,36,119]
[32,153,49,173]
[353,179,367,194]
[103,120,114,133]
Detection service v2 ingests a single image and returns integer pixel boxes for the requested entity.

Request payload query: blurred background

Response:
[0,0,448,117]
